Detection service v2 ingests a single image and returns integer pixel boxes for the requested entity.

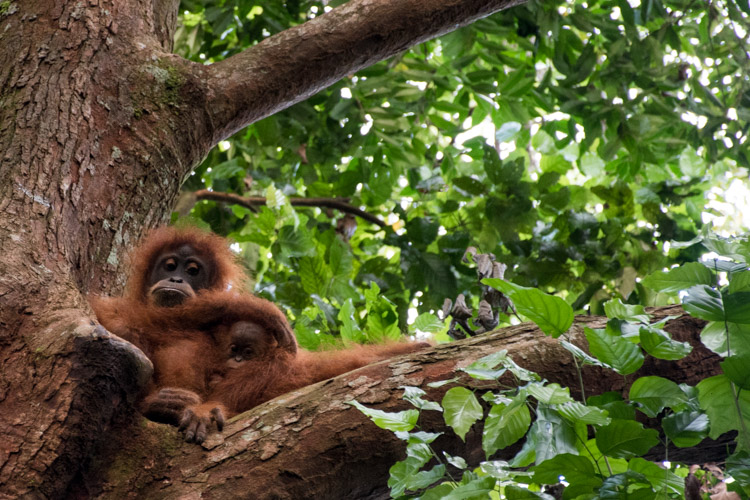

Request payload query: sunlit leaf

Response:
[442,387,483,441]
[641,262,715,293]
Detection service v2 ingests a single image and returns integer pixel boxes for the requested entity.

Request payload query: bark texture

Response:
[0,0,523,496]
[77,306,721,499]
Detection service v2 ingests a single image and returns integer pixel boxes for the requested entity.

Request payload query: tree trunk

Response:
[0,0,523,496]
[74,306,720,499]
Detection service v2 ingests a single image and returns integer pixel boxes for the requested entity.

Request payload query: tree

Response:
[1,0,748,497]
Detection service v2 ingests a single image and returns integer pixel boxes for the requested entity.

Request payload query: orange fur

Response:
[92,226,427,441]
[212,343,426,413]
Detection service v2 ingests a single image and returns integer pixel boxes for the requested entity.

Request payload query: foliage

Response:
[354,233,750,498]
[173,0,750,493]
[176,0,749,344]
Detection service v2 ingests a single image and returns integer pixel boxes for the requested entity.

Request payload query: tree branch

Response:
[204,0,525,142]
[86,306,724,498]
[187,189,388,228]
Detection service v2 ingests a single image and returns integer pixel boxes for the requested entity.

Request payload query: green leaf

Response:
[411,312,445,334]
[531,454,602,497]
[557,401,610,426]
[642,262,715,293]
[629,376,687,418]
[701,321,750,358]
[442,387,483,441]
[722,354,750,390]
[401,386,443,412]
[697,375,750,439]
[726,451,750,487]
[453,175,486,195]
[628,457,684,495]
[298,255,331,296]
[482,396,531,457]
[460,350,509,380]
[596,419,659,459]
[730,271,750,293]
[504,484,547,499]
[265,184,288,211]
[348,400,419,432]
[603,298,650,323]
[389,463,445,496]
[277,225,315,258]
[484,279,573,337]
[561,340,606,368]
[396,431,443,444]
[387,442,435,497]
[337,299,366,343]
[439,476,497,500]
[662,410,708,447]
[723,292,750,324]
[527,383,572,405]
[684,286,750,324]
[639,325,692,360]
[584,327,644,375]
[599,471,651,497]
[495,121,522,142]
[328,237,353,278]
[679,146,706,178]
[684,287,725,324]
[210,158,244,179]
[532,405,580,462]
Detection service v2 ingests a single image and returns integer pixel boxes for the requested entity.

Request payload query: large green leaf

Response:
[603,299,649,323]
[722,354,750,390]
[596,420,659,459]
[482,396,531,457]
[484,279,574,337]
[628,457,684,495]
[683,286,750,324]
[628,376,687,418]
[348,401,419,432]
[557,401,610,426]
[682,285,725,321]
[337,299,366,343]
[584,327,644,375]
[697,375,750,439]
[641,262,715,293]
[701,321,750,358]
[639,325,692,360]
[662,410,709,447]
[442,387,483,441]
[531,454,602,497]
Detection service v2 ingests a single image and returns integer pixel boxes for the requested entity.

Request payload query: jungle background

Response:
[1,0,749,497]
[179,0,749,345]
[173,0,750,497]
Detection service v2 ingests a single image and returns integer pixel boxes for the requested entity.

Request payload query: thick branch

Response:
[204,0,525,142]
[87,306,722,498]
[188,189,387,228]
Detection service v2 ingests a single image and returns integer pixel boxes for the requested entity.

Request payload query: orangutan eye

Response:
[164,258,177,272]
[186,262,200,276]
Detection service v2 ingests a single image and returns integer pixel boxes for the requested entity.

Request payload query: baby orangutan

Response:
[208,321,427,417]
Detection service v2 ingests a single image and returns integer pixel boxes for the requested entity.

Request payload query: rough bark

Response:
[73,306,721,499]
[0,0,524,497]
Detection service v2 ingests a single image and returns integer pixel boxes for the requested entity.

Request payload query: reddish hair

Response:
[124,226,246,303]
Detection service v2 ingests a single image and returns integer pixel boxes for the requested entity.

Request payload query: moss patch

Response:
[0,1,17,17]
[129,61,186,119]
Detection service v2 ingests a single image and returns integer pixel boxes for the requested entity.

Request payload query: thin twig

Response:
[192,189,388,228]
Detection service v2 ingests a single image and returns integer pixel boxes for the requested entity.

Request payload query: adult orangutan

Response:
[92,226,426,443]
